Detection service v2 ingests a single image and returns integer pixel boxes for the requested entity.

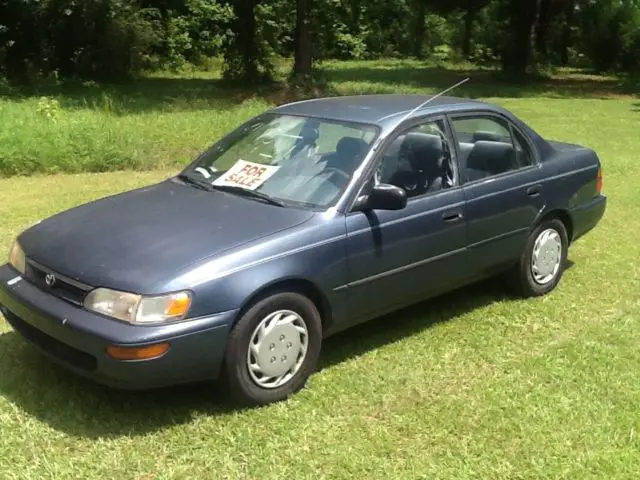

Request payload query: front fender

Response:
[161,216,349,325]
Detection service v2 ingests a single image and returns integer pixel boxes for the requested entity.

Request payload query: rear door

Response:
[449,113,545,275]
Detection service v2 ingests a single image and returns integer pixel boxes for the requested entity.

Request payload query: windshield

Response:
[181,113,379,209]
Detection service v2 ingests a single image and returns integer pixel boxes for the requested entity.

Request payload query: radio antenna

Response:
[394,77,470,127]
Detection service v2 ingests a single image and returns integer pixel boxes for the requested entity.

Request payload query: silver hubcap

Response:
[531,228,563,285]
[247,310,309,389]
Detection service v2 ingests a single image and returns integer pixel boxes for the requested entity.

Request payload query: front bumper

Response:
[0,264,237,390]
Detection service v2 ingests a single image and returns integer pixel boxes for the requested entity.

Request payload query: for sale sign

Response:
[212,160,280,190]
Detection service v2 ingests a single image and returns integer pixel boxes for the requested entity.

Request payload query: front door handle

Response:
[442,211,464,223]
[527,185,543,197]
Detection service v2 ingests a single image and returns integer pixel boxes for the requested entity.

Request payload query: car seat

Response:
[388,132,447,197]
[464,140,517,183]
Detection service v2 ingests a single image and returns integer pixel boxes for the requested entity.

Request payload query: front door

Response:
[450,113,546,275]
[344,117,469,324]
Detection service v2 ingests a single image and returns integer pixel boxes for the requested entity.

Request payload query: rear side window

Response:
[452,115,533,184]
[452,117,511,143]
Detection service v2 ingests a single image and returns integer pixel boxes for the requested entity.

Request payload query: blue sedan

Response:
[0,94,606,406]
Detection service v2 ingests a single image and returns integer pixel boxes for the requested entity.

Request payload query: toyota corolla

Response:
[0,93,606,406]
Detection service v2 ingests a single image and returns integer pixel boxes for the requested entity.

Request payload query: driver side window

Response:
[377,119,454,199]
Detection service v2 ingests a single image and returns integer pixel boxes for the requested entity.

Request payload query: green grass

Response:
[0,61,640,478]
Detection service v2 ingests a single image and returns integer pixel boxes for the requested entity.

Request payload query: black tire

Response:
[509,218,569,298]
[221,291,322,407]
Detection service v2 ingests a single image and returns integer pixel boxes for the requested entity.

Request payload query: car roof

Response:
[271,94,496,128]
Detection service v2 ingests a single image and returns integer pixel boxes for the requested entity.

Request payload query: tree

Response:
[534,0,573,60]
[410,0,427,58]
[293,0,313,76]
[429,0,491,58]
[502,0,539,78]
[222,0,259,83]
[559,0,576,65]
[534,0,553,58]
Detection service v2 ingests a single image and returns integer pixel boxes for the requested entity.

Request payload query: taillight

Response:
[596,167,603,194]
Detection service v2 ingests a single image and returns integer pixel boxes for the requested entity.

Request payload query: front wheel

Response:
[510,218,569,298]
[222,292,322,406]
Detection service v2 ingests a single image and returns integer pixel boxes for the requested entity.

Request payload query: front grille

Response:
[3,309,98,372]
[24,260,92,306]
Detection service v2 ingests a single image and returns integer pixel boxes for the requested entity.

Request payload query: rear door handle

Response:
[527,185,543,197]
[442,210,464,223]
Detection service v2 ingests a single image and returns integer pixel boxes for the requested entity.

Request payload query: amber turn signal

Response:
[106,343,170,361]
[165,292,191,317]
[596,167,603,194]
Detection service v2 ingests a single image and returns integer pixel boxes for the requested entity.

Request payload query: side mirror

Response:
[355,183,407,211]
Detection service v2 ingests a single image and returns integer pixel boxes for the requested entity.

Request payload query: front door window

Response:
[376,119,455,199]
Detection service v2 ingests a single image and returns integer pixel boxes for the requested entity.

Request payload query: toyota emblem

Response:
[45,273,56,287]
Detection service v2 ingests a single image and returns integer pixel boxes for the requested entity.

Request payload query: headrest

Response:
[298,122,319,145]
[400,132,443,172]
[473,131,503,143]
[466,141,516,175]
[336,136,368,158]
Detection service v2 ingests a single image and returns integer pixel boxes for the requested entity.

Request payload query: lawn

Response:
[0,61,639,478]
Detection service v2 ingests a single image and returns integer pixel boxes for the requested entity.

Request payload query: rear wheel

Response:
[510,218,569,297]
[222,292,322,406]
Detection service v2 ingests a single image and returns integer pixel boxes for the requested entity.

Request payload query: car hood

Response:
[18,179,314,293]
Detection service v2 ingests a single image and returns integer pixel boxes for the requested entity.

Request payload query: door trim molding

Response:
[334,247,467,290]
[467,227,530,250]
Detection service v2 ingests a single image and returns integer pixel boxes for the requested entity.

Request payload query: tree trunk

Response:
[462,6,476,58]
[560,0,575,66]
[411,0,426,58]
[535,0,553,58]
[293,0,313,76]
[502,0,539,78]
[237,0,258,82]
[350,0,360,32]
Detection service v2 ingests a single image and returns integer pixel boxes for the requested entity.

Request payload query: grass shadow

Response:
[0,76,288,115]
[0,63,630,116]
[0,277,527,439]
[0,330,235,437]
[319,278,510,371]
[323,63,627,100]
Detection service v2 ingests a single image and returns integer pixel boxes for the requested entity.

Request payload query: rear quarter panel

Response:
[537,141,603,241]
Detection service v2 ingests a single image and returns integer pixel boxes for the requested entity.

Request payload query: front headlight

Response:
[8,240,26,274]
[84,288,192,325]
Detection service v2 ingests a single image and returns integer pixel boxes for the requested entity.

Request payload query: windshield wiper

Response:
[211,185,286,207]
[176,174,215,192]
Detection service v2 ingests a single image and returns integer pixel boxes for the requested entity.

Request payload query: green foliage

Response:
[35,96,61,121]
[617,2,640,73]
[2,0,640,84]
[333,28,369,60]
[0,0,163,83]
[220,0,293,84]
[466,1,507,65]
[162,0,234,69]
